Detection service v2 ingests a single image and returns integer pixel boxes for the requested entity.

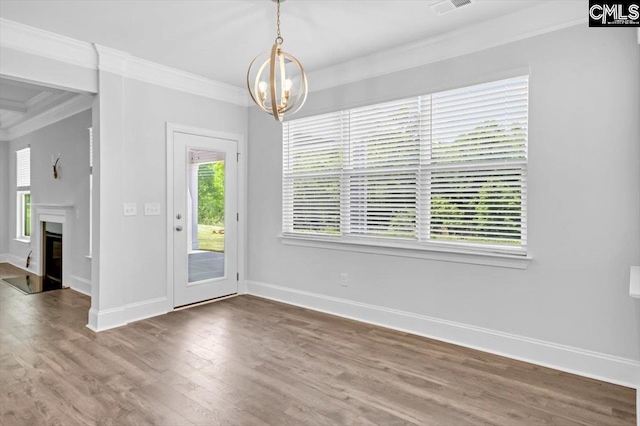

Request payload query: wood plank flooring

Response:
[0,265,636,425]
[0,263,44,294]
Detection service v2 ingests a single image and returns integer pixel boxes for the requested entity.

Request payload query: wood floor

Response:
[0,266,636,425]
[0,263,44,295]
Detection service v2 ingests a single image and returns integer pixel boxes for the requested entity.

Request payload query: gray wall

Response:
[247,24,640,364]
[5,109,92,284]
[92,75,248,319]
[119,78,248,306]
[0,142,8,255]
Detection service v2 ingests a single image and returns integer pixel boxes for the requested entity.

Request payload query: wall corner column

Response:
[88,45,132,331]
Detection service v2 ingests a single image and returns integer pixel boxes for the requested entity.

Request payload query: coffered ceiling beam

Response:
[0,98,27,113]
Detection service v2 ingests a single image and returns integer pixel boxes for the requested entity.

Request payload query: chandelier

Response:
[247,0,308,122]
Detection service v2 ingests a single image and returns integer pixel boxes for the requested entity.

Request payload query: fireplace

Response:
[31,204,73,288]
[43,222,63,290]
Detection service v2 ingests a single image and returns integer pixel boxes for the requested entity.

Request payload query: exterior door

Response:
[173,131,237,307]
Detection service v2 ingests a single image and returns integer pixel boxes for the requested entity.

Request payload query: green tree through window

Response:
[197,162,225,226]
[24,193,31,237]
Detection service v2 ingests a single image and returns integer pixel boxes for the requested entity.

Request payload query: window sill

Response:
[279,234,531,270]
[13,238,30,244]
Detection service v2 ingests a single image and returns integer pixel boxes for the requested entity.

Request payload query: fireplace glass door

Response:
[43,228,63,291]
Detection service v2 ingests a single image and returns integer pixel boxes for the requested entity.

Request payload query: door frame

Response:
[166,123,246,311]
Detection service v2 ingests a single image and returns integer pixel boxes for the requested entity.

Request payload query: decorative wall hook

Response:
[53,157,60,179]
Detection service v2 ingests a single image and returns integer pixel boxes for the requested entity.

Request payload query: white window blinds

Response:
[283,111,347,235]
[16,147,31,190]
[283,75,528,254]
[423,77,528,250]
[348,98,422,238]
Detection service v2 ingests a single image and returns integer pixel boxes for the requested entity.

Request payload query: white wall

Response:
[0,143,8,255]
[4,110,92,287]
[121,77,247,306]
[89,72,247,330]
[0,47,97,94]
[247,25,640,385]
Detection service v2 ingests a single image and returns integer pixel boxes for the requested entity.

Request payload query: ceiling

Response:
[0,0,547,88]
[0,78,76,133]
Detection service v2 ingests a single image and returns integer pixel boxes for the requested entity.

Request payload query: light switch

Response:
[144,203,161,216]
[123,203,137,216]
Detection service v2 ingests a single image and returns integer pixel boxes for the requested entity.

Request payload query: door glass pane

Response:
[188,149,225,283]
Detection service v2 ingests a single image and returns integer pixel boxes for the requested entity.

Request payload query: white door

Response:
[173,131,238,307]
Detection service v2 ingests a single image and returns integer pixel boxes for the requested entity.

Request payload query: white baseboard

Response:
[247,280,639,390]
[87,306,124,332]
[238,279,248,295]
[87,296,168,332]
[125,296,168,325]
[0,252,39,275]
[67,274,91,296]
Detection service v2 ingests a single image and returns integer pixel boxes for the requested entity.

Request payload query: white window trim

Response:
[282,76,530,267]
[279,233,531,269]
[16,147,31,242]
[16,190,31,242]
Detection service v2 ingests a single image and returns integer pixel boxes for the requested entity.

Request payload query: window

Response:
[283,76,528,255]
[16,147,31,241]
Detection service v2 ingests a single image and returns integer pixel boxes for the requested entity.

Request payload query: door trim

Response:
[166,122,246,311]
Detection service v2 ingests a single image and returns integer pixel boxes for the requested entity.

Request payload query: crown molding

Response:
[1,91,76,130]
[0,18,96,69]
[126,56,249,107]
[92,44,249,106]
[93,44,131,75]
[0,18,249,106]
[94,45,249,107]
[1,1,586,105]
[3,93,93,141]
[307,1,587,92]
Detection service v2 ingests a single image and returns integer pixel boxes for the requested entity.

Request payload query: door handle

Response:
[175,226,183,231]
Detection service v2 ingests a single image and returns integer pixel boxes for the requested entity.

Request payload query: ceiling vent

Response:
[430,0,473,15]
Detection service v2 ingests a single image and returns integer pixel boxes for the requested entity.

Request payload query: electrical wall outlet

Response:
[340,273,348,287]
[123,203,137,216]
[144,203,161,216]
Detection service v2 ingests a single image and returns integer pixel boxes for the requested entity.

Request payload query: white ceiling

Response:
[0,0,547,88]
[0,78,75,132]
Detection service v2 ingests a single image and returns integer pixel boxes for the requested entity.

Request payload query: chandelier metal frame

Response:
[247,0,308,122]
